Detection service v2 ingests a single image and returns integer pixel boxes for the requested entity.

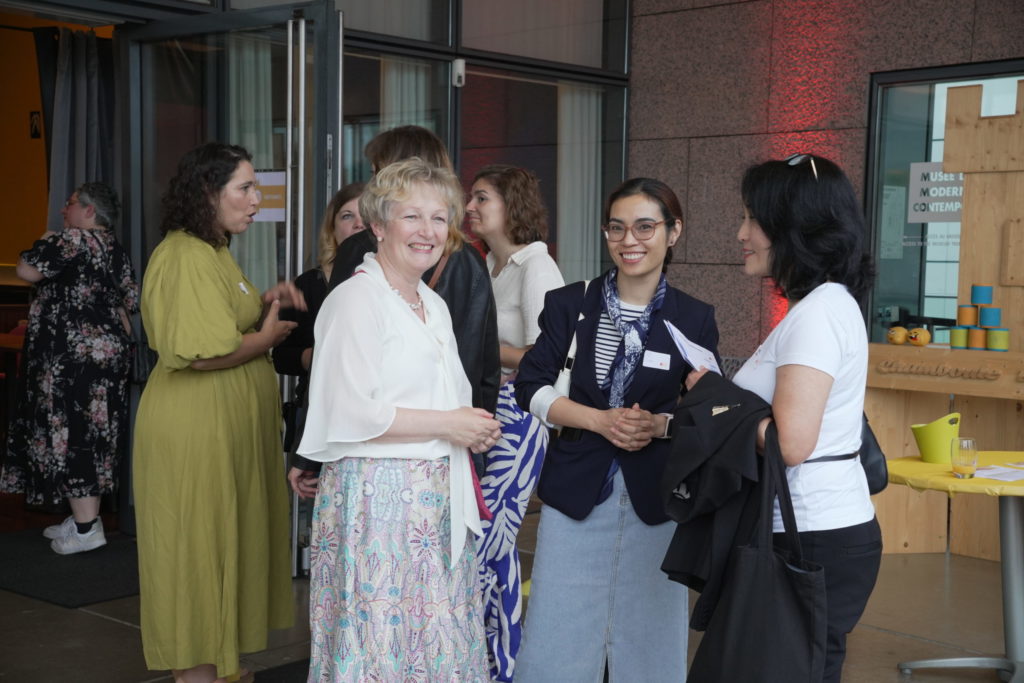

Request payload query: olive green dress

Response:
[133,230,292,677]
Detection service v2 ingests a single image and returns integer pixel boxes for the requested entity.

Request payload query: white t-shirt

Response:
[487,241,564,375]
[732,282,875,533]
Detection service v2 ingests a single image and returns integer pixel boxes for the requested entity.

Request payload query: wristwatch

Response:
[658,413,674,439]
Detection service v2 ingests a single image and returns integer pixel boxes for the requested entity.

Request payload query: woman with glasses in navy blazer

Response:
[513,178,719,682]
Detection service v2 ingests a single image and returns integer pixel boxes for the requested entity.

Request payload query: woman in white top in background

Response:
[465,164,564,681]
[691,153,881,682]
[297,158,501,682]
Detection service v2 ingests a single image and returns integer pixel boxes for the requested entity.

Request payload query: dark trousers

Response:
[776,517,882,682]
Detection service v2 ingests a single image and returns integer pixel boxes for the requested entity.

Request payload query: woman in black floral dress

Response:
[1,182,138,555]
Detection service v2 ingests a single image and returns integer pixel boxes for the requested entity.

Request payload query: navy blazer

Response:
[516,275,720,524]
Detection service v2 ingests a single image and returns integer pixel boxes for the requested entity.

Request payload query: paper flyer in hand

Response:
[664,320,721,375]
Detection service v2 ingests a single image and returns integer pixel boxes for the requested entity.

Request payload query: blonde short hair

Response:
[359,157,465,256]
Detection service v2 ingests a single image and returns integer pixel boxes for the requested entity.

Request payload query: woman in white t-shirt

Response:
[693,154,881,682]
[465,164,564,681]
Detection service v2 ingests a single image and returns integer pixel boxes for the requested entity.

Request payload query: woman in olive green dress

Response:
[134,142,304,683]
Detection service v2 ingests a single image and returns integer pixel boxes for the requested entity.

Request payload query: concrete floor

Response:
[0,498,1010,682]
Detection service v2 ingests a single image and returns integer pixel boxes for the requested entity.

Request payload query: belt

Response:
[804,451,858,464]
[559,427,586,442]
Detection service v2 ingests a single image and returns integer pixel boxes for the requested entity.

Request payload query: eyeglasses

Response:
[786,153,818,181]
[64,198,79,208]
[602,220,665,242]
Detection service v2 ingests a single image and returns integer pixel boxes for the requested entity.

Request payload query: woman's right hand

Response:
[259,299,298,349]
[447,407,501,453]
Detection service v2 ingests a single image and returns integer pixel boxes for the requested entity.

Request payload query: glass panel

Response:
[460,66,625,281]
[337,0,449,44]
[341,49,450,184]
[462,0,627,71]
[138,22,317,293]
[869,72,1024,343]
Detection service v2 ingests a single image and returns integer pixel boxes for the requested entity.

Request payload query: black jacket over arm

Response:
[660,370,771,630]
[516,276,720,524]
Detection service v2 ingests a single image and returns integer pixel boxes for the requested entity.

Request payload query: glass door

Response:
[121,6,323,287]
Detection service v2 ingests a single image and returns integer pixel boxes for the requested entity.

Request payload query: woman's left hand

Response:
[263,281,308,311]
[608,403,658,451]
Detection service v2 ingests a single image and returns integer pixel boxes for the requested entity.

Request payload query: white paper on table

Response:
[664,320,721,375]
[1004,462,1024,468]
[977,466,1024,482]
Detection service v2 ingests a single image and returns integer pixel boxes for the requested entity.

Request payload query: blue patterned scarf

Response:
[600,268,668,408]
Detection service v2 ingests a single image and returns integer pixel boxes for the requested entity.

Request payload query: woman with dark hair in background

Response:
[465,164,563,681]
[2,181,137,555]
[687,153,880,682]
[513,178,719,682]
[133,142,303,683]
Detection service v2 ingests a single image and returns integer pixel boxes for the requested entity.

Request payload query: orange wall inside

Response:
[0,13,113,266]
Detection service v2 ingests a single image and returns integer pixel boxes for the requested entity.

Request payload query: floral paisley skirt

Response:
[308,456,488,683]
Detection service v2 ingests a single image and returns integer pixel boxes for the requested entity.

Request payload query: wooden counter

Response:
[867,343,1023,560]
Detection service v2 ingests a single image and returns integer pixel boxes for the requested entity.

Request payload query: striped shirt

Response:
[593,301,645,386]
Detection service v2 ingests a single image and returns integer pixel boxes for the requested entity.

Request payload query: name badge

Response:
[642,349,671,370]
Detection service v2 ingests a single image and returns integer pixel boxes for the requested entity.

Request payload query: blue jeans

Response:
[516,471,688,682]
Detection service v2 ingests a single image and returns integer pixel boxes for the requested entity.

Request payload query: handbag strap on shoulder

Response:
[563,279,591,370]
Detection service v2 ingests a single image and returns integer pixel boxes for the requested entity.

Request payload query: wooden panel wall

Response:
[866,387,950,554]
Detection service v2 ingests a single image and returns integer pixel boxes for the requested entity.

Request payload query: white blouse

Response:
[297,253,481,560]
[487,241,564,374]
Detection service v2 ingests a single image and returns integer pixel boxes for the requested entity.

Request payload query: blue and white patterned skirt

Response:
[477,382,549,682]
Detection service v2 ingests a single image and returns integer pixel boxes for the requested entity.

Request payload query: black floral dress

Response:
[1,228,139,505]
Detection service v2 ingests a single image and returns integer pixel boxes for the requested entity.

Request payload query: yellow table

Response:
[888,452,1024,681]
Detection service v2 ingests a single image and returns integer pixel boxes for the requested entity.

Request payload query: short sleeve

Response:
[772,296,843,379]
[520,251,565,346]
[142,238,243,370]
[21,230,83,279]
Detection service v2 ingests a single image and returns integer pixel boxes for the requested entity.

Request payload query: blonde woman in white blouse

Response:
[466,164,564,682]
[297,158,501,682]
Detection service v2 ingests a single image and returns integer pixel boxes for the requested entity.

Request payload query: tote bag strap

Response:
[760,421,805,562]
[561,279,591,373]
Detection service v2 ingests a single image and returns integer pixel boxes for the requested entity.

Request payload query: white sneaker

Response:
[50,519,107,555]
[43,515,75,540]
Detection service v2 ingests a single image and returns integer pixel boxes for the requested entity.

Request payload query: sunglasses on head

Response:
[785,153,818,181]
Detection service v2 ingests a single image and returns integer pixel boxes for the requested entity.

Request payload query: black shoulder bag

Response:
[688,422,828,682]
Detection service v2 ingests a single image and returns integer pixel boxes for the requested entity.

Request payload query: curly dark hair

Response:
[741,154,875,302]
[473,164,548,245]
[603,177,683,270]
[160,142,252,247]
[76,181,120,229]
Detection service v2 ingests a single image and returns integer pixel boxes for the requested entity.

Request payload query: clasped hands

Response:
[602,403,659,451]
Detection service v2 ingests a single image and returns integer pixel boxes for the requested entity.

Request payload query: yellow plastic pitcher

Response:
[910,413,960,464]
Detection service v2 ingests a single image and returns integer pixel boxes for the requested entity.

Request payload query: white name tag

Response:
[642,349,671,370]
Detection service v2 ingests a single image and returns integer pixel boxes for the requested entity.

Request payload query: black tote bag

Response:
[688,423,827,683]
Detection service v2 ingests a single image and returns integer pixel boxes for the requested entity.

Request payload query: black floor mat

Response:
[0,528,138,608]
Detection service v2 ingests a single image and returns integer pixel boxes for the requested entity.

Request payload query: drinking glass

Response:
[951,437,978,479]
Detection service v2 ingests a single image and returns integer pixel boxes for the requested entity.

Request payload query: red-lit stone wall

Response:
[628,0,1024,358]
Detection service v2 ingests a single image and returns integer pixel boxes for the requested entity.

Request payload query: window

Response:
[866,61,1024,344]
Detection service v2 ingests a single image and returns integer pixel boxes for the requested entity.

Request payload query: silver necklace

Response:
[390,285,423,311]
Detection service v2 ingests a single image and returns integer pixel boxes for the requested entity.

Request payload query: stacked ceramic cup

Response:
[950,284,1009,351]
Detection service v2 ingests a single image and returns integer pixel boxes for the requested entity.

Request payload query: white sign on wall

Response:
[907,162,963,223]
